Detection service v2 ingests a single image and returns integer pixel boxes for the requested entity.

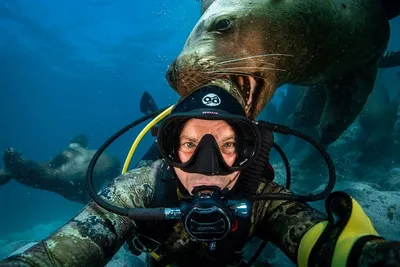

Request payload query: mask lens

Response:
[157,116,260,171]
[157,117,188,163]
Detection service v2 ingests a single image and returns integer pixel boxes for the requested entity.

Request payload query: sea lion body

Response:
[167,0,392,145]
[1,136,121,204]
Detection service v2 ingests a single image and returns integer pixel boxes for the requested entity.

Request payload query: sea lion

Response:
[166,0,397,146]
[0,135,121,204]
[285,49,400,147]
[136,91,166,168]
[140,91,159,116]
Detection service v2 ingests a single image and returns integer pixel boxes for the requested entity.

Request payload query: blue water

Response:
[0,0,201,236]
[0,0,399,265]
[0,0,289,237]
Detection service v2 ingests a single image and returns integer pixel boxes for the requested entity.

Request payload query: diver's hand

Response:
[358,239,400,267]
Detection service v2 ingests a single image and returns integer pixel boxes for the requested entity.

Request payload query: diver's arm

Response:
[296,191,400,267]
[356,238,400,266]
[253,180,327,263]
[254,181,400,267]
[0,160,163,267]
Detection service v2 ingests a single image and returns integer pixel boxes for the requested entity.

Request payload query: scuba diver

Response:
[1,85,399,267]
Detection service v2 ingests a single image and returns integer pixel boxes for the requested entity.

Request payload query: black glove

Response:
[354,239,400,267]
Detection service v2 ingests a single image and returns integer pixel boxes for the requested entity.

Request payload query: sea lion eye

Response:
[212,18,232,32]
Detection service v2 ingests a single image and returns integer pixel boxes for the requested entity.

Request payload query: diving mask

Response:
[156,116,261,176]
[156,85,261,175]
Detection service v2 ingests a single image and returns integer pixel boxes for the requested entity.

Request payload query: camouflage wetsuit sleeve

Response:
[252,179,327,263]
[0,159,165,267]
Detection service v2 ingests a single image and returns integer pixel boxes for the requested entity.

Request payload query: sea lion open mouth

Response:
[228,75,264,115]
[166,56,277,120]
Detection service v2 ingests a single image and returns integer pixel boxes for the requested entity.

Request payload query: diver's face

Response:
[174,118,240,194]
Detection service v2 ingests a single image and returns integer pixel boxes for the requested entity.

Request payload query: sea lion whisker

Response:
[205,71,265,80]
[200,73,221,82]
[187,76,202,88]
[217,66,286,72]
[180,78,192,90]
[218,61,277,67]
[215,54,294,66]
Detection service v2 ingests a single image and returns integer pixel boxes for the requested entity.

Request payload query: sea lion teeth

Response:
[245,102,252,114]
[237,75,244,91]
[247,76,256,106]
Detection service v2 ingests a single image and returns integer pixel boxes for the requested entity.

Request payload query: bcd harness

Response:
[124,122,278,266]
[125,160,267,266]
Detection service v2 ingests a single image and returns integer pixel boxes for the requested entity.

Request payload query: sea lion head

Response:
[167,0,298,119]
[3,147,46,183]
[3,148,26,172]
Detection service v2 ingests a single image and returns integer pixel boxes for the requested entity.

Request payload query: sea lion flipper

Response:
[277,85,306,123]
[136,92,163,167]
[140,91,159,115]
[286,85,325,136]
[0,168,12,185]
[3,148,47,181]
[379,50,400,68]
[318,61,379,146]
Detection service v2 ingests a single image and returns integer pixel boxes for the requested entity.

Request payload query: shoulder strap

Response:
[152,160,179,207]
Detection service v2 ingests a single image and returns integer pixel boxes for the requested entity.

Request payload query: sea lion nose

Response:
[166,60,178,89]
[4,148,17,164]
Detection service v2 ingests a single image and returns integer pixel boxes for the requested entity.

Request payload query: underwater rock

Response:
[386,168,400,191]
[243,237,294,266]
[353,70,399,172]
[327,118,399,189]
[106,259,131,267]
[392,105,400,162]
[106,256,146,267]
[311,181,400,240]
[105,248,146,267]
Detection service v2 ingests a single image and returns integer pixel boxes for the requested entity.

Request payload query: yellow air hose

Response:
[120,105,174,263]
[121,105,174,174]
